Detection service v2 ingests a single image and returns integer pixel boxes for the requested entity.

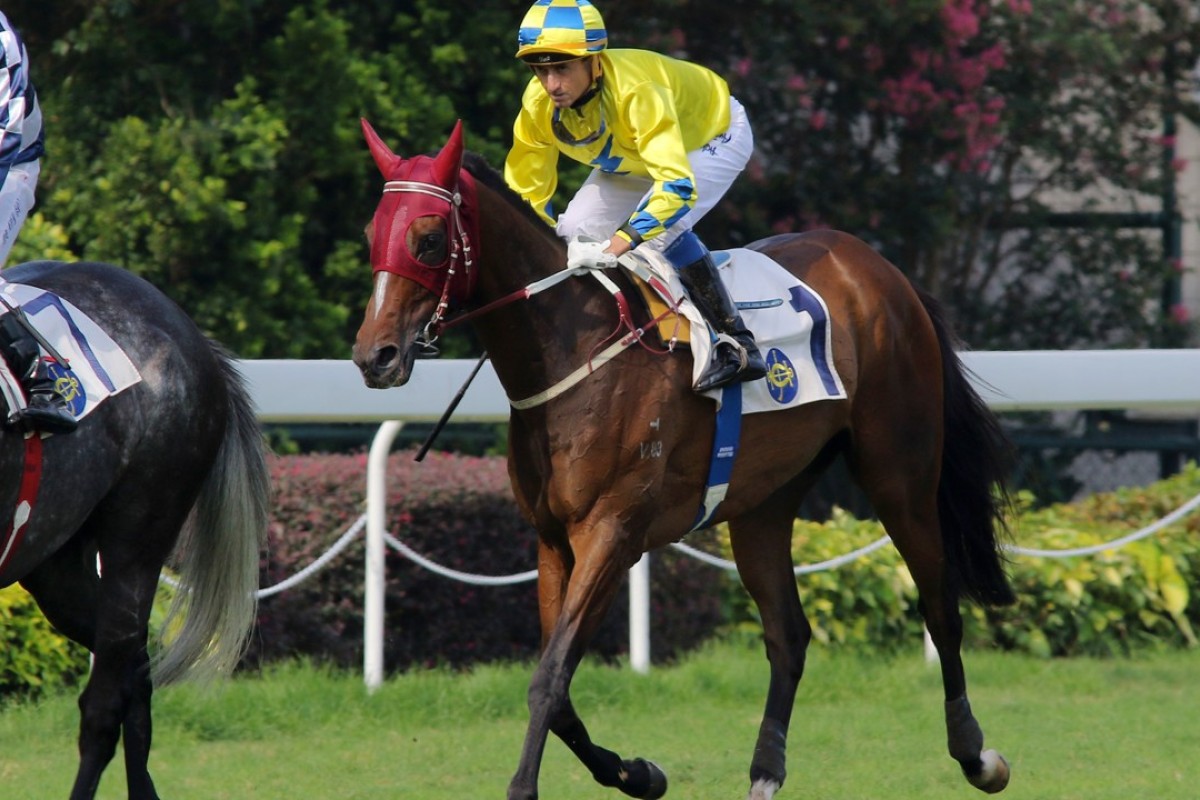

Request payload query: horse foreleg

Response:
[19,537,108,800]
[728,502,812,800]
[551,696,668,798]
[508,527,662,800]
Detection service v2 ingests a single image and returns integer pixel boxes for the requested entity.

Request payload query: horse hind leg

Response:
[69,507,178,800]
[727,487,814,800]
[851,445,1009,794]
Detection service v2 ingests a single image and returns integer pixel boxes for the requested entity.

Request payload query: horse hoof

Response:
[747,777,782,800]
[625,758,668,799]
[967,749,1010,794]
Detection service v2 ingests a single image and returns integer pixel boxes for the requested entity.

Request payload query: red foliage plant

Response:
[248,449,725,672]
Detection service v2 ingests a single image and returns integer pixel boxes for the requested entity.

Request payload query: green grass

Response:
[2,641,1198,799]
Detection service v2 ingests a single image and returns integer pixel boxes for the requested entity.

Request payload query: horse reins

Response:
[380,177,684,411]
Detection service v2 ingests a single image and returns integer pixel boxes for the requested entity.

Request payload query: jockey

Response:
[504,0,767,392]
[0,11,75,434]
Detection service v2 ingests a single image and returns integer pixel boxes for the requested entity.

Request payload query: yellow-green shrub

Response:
[719,462,1200,657]
[0,585,89,698]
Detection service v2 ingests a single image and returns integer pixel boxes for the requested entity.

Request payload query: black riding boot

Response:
[676,252,767,392]
[0,313,78,434]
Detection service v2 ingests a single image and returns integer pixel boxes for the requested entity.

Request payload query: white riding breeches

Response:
[555,97,754,254]
[0,159,39,267]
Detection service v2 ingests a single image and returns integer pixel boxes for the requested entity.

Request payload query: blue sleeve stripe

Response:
[627,210,659,236]
[661,203,691,230]
[662,178,695,202]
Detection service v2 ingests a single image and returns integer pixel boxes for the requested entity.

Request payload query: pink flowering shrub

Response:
[626,0,1198,349]
[249,450,724,672]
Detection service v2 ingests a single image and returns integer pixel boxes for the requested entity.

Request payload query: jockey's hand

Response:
[567,238,618,270]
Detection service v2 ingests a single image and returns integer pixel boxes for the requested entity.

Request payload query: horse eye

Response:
[417,232,448,264]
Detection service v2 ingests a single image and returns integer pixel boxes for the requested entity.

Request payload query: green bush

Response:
[719,462,1200,657]
[0,585,89,698]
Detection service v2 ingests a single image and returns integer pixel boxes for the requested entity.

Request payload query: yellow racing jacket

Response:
[504,48,732,247]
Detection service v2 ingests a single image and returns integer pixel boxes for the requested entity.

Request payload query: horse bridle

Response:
[381,178,474,351]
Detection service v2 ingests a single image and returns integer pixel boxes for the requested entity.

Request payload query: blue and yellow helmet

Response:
[516,0,608,63]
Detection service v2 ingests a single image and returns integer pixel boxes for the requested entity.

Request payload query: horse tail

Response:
[918,288,1017,607]
[153,345,271,686]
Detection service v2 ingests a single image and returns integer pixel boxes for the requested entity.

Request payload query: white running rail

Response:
[237,350,1200,689]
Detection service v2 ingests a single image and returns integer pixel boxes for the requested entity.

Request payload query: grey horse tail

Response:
[152,346,270,686]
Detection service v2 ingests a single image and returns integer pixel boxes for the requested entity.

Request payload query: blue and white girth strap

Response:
[691,383,743,530]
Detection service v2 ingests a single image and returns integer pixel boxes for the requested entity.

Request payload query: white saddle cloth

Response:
[620,248,847,413]
[0,278,142,422]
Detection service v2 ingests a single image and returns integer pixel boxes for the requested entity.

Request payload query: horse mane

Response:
[462,152,562,246]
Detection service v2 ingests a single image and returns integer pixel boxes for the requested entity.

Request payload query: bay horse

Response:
[0,261,270,800]
[353,120,1015,800]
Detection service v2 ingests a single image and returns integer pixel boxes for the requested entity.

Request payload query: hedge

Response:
[251,449,725,672]
[718,461,1200,657]
[5,456,1199,697]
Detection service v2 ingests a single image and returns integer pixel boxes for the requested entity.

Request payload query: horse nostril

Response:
[373,345,399,374]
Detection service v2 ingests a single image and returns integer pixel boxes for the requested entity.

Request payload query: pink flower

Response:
[1169,304,1190,325]
[954,59,989,91]
[941,0,980,45]
[734,57,752,78]
[810,110,828,131]
[979,43,1007,70]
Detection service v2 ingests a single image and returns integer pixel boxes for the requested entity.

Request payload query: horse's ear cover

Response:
[432,120,465,189]
[361,118,401,176]
[361,118,465,190]
[360,119,480,304]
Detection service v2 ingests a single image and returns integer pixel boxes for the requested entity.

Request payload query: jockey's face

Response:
[529,57,594,109]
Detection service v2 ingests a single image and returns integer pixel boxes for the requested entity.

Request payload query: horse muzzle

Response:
[353,339,419,389]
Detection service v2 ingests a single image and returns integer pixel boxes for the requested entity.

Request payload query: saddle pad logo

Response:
[765,348,799,405]
[46,361,87,415]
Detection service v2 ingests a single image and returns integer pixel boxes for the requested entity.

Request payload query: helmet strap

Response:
[572,71,604,110]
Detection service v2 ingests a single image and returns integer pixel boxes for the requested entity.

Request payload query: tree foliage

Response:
[5,0,1199,356]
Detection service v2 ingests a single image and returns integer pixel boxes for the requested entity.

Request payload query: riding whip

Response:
[415,352,489,462]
